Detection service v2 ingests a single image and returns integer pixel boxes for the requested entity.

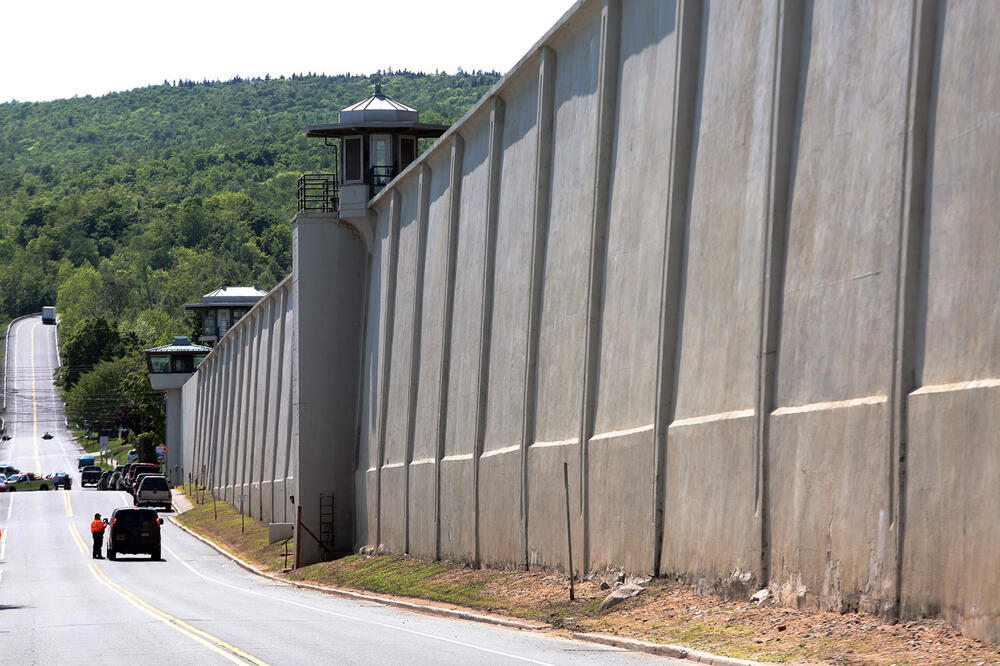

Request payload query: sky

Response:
[0,0,575,103]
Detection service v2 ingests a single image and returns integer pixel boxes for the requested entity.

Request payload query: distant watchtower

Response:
[303,84,448,221]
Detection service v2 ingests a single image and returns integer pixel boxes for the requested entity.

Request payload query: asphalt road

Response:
[0,316,678,665]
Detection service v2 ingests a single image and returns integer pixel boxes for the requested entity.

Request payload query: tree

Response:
[56,316,125,389]
[55,264,106,332]
[135,431,159,464]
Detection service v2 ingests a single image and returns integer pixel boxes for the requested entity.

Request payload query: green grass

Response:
[175,485,295,572]
[287,554,496,608]
[74,433,131,470]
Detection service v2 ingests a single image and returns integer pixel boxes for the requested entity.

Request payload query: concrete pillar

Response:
[434,134,465,561]
[520,45,556,570]
[578,0,621,573]
[889,0,938,619]
[753,0,806,587]
[238,317,255,499]
[258,296,275,519]
[472,95,506,568]
[207,355,222,490]
[651,0,705,575]
[210,341,229,495]
[246,311,264,518]
[164,388,182,478]
[374,192,402,553]
[229,327,248,501]
[403,163,433,554]
[270,286,290,523]
[191,361,206,484]
[292,211,366,565]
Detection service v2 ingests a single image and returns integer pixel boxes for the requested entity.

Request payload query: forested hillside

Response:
[0,71,499,439]
[0,70,499,338]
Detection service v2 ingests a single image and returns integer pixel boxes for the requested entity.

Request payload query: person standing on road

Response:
[90,513,107,559]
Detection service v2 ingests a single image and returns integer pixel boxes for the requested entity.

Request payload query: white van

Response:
[134,475,172,511]
[126,448,138,464]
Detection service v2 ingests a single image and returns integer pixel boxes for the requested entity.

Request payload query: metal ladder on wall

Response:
[319,494,335,560]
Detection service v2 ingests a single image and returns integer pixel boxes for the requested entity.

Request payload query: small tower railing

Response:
[297,173,339,213]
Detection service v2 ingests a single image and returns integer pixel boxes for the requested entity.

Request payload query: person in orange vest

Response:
[90,513,108,559]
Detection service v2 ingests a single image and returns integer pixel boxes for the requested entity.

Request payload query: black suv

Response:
[80,466,103,487]
[107,508,163,561]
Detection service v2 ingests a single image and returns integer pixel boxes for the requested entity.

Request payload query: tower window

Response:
[344,136,362,182]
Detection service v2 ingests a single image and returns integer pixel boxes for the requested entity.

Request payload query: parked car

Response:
[4,472,52,491]
[80,466,103,487]
[48,472,72,490]
[96,471,112,490]
[109,470,123,490]
[107,507,163,561]
[134,475,171,511]
[78,455,95,470]
[125,463,161,493]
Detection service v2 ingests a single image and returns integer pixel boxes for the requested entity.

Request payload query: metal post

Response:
[563,462,574,601]
[295,504,303,570]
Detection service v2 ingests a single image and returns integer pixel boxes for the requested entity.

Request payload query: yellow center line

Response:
[63,490,73,517]
[67,521,88,556]
[66,523,267,665]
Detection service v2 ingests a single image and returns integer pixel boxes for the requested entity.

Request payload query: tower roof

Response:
[305,84,449,139]
[339,84,418,123]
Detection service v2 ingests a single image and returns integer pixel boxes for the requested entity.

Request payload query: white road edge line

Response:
[162,542,556,666]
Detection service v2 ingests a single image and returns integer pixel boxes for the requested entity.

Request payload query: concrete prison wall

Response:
[352,0,1000,642]
[188,276,297,531]
[181,0,1000,643]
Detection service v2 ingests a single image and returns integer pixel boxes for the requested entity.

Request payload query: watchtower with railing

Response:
[299,84,448,221]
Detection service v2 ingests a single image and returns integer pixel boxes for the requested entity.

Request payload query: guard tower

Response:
[184,284,266,346]
[145,336,210,484]
[304,84,448,221]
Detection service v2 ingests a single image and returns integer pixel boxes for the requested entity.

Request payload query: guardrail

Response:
[297,173,339,213]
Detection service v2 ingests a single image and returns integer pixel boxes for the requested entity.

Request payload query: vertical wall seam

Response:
[258,297,275,519]
[192,361,207,484]
[232,327,245,495]
[353,252,373,489]
[282,284,295,524]
[435,134,465,561]
[211,341,229,494]
[270,286,289,523]
[404,163,433,555]
[890,0,938,620]
[374,190,402,552]
[246,313,264,513]
[520,46,557,571]
[578,0,621,575]
[473,95,506,568]
[755,0,806,587]
[650,0,704,576]
[206,354,220,491]
[238,323,253,495]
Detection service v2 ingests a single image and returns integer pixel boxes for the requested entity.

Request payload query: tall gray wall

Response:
[352,0,1000,642]
[182,0,1000,643]
[189,275,297,527]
